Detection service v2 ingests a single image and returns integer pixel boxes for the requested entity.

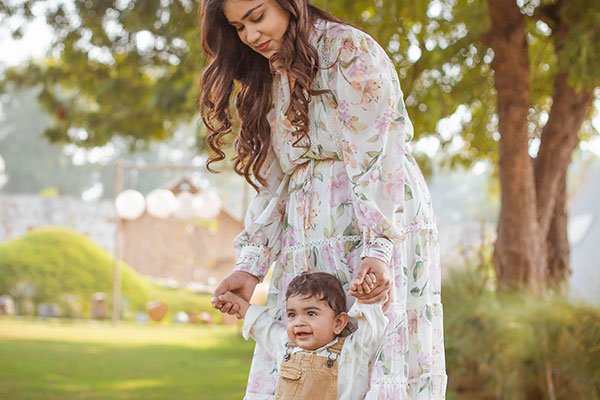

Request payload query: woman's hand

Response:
[348,257,391,308]
[212,271,259,316]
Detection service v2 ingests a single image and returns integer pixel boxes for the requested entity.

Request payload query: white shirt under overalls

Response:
[242,302,389,400]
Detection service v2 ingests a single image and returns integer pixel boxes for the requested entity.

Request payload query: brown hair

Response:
[286,272,347,315]
[199,0,341,189]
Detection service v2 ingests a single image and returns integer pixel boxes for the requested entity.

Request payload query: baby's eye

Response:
[308,311,317,317]
[287,313,296,319]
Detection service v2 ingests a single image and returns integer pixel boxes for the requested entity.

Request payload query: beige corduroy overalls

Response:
[274,337,346,400]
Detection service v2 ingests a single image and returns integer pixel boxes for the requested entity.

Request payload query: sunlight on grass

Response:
[0,318,241,347]
[0,317,253,400]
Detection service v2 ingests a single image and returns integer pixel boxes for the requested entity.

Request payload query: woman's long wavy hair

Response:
[199,0,340,189]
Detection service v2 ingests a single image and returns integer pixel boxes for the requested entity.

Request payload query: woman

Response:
[200,0,447,398]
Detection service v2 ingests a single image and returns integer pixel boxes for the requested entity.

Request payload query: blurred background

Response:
[0,0,599,399]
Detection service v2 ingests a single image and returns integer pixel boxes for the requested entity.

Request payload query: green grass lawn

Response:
[0,317,254,400]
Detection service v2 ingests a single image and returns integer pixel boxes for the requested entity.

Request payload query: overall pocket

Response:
[274,364,302,399]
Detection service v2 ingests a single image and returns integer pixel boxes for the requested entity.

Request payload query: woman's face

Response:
[223,0,290,59]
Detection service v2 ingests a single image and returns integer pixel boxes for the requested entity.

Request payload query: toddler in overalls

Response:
[219,271,389,400]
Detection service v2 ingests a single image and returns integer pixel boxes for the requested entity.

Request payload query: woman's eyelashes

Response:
[234,13,265,32]
[251,13,264,23]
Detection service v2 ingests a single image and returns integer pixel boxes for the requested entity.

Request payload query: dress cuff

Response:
[234,244,271,282]
[360,235,393,266]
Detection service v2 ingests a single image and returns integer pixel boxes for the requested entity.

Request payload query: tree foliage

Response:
[1,0,600,289]
[0,0,598,159]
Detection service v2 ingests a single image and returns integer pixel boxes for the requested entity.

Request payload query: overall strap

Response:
[325,336,346,368]
[327,336,346,355]
[283,342,295,362]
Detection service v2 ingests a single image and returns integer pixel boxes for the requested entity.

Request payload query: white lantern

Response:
[146,189,177,219]
[194,190,222,219]
[174,192,196,220]
[115,189,146,220]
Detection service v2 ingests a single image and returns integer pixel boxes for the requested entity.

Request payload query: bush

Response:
[0,227,219,321]
[443,264,600,399]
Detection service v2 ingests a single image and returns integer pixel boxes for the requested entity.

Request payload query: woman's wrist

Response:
[361,236,393,266]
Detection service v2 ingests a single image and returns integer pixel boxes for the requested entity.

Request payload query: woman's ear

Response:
[333,312,350,335]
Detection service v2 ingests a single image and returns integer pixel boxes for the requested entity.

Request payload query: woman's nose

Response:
[246,26,261,45]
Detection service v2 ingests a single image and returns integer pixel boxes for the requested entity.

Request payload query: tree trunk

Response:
[484,0,545,291]
[483,1,595,291]
[534,72,594,240]
[533,71,593,290]
[545,171,570,291]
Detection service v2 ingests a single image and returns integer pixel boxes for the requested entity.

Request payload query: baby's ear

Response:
[333,312,350,335]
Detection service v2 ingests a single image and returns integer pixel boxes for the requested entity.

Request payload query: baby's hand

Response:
[349,272,377,296]
[218,291,250,319]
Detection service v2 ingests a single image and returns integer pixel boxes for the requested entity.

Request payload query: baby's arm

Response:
[218,291,250,319]
[345,302,389,362]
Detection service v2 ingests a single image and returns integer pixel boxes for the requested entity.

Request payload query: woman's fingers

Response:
[357,284,390,304]
[355,283,389,301]
[359,290,389,304]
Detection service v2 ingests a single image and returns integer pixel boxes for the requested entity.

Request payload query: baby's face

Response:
[285,294,346,351]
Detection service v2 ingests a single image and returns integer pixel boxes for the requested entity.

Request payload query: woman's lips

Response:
[256,40,270,52]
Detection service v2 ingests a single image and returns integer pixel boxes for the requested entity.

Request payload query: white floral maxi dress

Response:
[232,19,447,399]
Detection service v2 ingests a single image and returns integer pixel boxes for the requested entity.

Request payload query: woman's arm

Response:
[213,140,289,314]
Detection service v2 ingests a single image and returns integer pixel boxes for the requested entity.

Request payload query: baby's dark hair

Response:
[285,272,347,315]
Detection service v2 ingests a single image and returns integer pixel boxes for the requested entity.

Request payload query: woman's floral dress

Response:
[232,18,447,399]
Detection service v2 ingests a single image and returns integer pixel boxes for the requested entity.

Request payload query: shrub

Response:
[0,227,219,321]
[443,264,600,399]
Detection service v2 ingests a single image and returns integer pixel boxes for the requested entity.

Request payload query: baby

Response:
[218,271,388,400]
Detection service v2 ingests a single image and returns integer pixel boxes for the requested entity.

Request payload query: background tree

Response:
[1,0,598,290]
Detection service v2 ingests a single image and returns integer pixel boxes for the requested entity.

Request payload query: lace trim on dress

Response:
[370,370,448,386]
[282,235,362,254]
[315,29,345,160]
[280,223,438,255]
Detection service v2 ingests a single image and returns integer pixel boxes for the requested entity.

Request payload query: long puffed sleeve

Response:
[242,304,288,362]
[233,140,289,281]
[327,27,415,266]
[345,302,389,362]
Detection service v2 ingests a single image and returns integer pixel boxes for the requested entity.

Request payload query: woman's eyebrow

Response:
[228,4,263,24]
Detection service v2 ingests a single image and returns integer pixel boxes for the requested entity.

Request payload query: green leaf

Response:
[413,260,424,281]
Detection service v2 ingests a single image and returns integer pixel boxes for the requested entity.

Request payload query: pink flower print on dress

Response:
[341,141,359,169]
[249,231,268,246]
[394,271,405,289]
[340,37,356,60]
[281,225,298,248]
[330,169,352,207]
[336,101,353,128]
[408,308,418,335]
[357,203,383,228]
[375,112,391,135]
[322,246,337,271]
[347,61,368,85]
[360,80,381,106]
[382,169,405,203]
[418,351,433,372]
